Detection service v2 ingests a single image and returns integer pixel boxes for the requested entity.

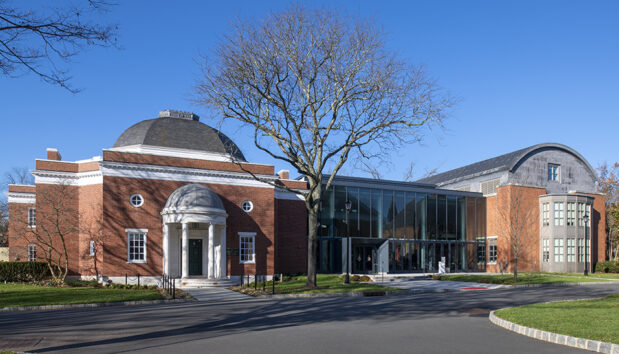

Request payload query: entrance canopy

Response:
[161,183,227,224]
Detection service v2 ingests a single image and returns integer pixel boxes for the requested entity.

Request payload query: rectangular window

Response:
[477,237,486,264]
[488,237,497,264]
[554,202,564,226]
[567,203,575,226]
[586,238,591,263]
[126,229,147,263]
[542,203,550,226]
[27,244,36,262]
[542,239,550,262]
[89,241,95,256]
[548,164,560,181]
[239,232,256,264]
[567,238,575,262]
[553,238,564,262]
[28,208,36,228]
[578,238,585,263]
[577,203,585,226]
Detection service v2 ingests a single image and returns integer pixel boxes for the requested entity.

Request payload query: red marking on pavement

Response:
[460,287,487,290]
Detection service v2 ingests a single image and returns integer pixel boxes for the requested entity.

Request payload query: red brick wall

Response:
[8,202,33,261]
[8,185,35,193]
[274,198,307,274]
[78,184,103,275]
[100,177,277,276]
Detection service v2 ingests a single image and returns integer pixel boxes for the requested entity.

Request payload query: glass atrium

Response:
[317,176,487,274]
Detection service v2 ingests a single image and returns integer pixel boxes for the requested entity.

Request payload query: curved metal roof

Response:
[113,117,246,161]
[163,184,225,212]
[417,143,597,185]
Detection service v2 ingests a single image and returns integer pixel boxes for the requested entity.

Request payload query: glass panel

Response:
[447,196,457,240]
[319,187,333,237]
[427,194,436,240]
[437,195,446,239]
[383,190,394,238]
[347,187,359,237]
[417,194,427,240]
[394,191,406,238]
[457,196,466,241]
[359,188,371,237]
[406,192,416,239]
[371,190,382,238]
[333,186,347,237]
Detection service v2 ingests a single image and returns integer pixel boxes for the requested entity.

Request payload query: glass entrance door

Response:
[353,246,376,274]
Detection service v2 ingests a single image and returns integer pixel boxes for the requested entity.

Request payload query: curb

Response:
[507,281,616,288]
[257,287,477,299]
[489,307,619,353]
[0,298,195,312]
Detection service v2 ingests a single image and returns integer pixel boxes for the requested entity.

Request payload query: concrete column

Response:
[181,222,189,278]
[162,223,169,275]
[208,223,215,278]
[220,224,227,278]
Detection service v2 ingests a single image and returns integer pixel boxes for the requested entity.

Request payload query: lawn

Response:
[0,283,162,308]
[495,294,619,344]
[230,274,400,295]
[433,272,614,285]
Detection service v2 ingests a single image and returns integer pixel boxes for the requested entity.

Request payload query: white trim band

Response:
[5,192,36,204]
[33,170,103,186]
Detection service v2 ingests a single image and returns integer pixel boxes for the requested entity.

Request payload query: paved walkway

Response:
[183,287,254,302]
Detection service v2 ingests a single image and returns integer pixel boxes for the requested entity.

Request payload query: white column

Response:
[181,222,189,278]
[208,222,215,278]
[162,223,169,275]
[220,224,227,278]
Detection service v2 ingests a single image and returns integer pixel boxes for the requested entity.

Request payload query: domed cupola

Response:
[113,110,245,161]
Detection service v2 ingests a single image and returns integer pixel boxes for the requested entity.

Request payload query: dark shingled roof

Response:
[163,184,225,211]
[416,143,595,186]
[113,117,246,161]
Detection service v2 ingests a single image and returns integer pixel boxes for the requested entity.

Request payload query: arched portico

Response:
[161,184,228,279]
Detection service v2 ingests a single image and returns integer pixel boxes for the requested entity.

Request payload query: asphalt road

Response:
[2,283,618,353]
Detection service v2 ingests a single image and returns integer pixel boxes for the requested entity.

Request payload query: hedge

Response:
[594,260,619,274]
[0,262,50,282]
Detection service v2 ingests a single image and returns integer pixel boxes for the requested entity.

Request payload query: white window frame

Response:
[241,200,254,213]
[239,232,256,264]
[476,237,486,264]
[89,241,95,256]
[130,194,144,207]
[553,238,564,262]
[567,238,575,262]
[542,239,550,262]
[566,203,575,226]
[487,236,497,264]
[548,164,560,182]
[578,238,585,263]
[28,207,36,228]
[554,202,564,226]
[126,228,147,263]
[27,244,36,262]
[542,203,550,226]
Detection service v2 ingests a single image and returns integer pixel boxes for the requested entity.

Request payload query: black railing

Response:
[161,273,176,299]
[240,273,282,294]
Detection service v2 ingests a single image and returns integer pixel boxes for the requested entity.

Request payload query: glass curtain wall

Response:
[317,185,486,273]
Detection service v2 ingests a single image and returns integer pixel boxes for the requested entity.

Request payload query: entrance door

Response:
[189,239,203,276]
[353,246,375,274]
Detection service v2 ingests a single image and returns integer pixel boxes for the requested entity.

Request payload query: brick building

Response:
[6,111,606,283]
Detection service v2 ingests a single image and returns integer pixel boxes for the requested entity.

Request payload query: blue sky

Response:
[2,0,618,184]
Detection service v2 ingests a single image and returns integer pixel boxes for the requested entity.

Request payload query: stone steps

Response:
[178,277,239,288]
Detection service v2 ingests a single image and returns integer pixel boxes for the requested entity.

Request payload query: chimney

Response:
[47,148,62,161]
[277,169,290,180]
[158,109,200,121]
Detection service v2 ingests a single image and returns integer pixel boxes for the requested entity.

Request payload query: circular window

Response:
[241,200,253,212]
[130,194,144,207]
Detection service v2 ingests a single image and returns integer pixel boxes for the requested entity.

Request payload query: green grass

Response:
[547,272,619,280]
[231,274,400,295]
[434,272,613,285]
[495,294,619,344]
[0,283,162,308]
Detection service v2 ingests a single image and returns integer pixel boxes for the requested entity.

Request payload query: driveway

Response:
[1,283,618,353]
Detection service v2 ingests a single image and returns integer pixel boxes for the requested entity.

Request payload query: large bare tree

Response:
[597,162,619,260]
[195,5,454,287]
[0,0,117,92]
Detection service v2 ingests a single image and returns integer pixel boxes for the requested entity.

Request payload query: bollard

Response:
[263,276,265,291]
[125,273,127,285]
[272,275,275,294]
[172,278,176,300]
[137,274,140,288]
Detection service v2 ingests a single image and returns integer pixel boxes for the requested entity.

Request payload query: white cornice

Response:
[274,188,306,201]
[32,170,103,186]
[5,192,36,204]
[99,161,278,189]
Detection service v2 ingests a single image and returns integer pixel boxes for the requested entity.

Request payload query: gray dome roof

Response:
[113,117,245,161]
[163,184,225,211]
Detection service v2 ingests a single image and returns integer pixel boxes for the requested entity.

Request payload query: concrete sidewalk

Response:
[183,287,254,302]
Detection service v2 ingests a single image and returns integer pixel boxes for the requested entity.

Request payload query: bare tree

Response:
[13,182,78,283]
[1,167,34,247]
[597,162,619,260]
[0,198,7,246]
[195,5,454,287]
[3,166,34,186]
[0,0,118,92]
[496,186,536,282]
[81,207,108,281]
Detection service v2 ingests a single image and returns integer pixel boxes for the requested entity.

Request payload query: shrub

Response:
[65,279,99,287]
[0,262,50,282]
[595,260,619,273]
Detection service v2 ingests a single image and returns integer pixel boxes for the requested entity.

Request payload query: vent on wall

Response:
[454,185,471,192]
[480,178,500,196]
